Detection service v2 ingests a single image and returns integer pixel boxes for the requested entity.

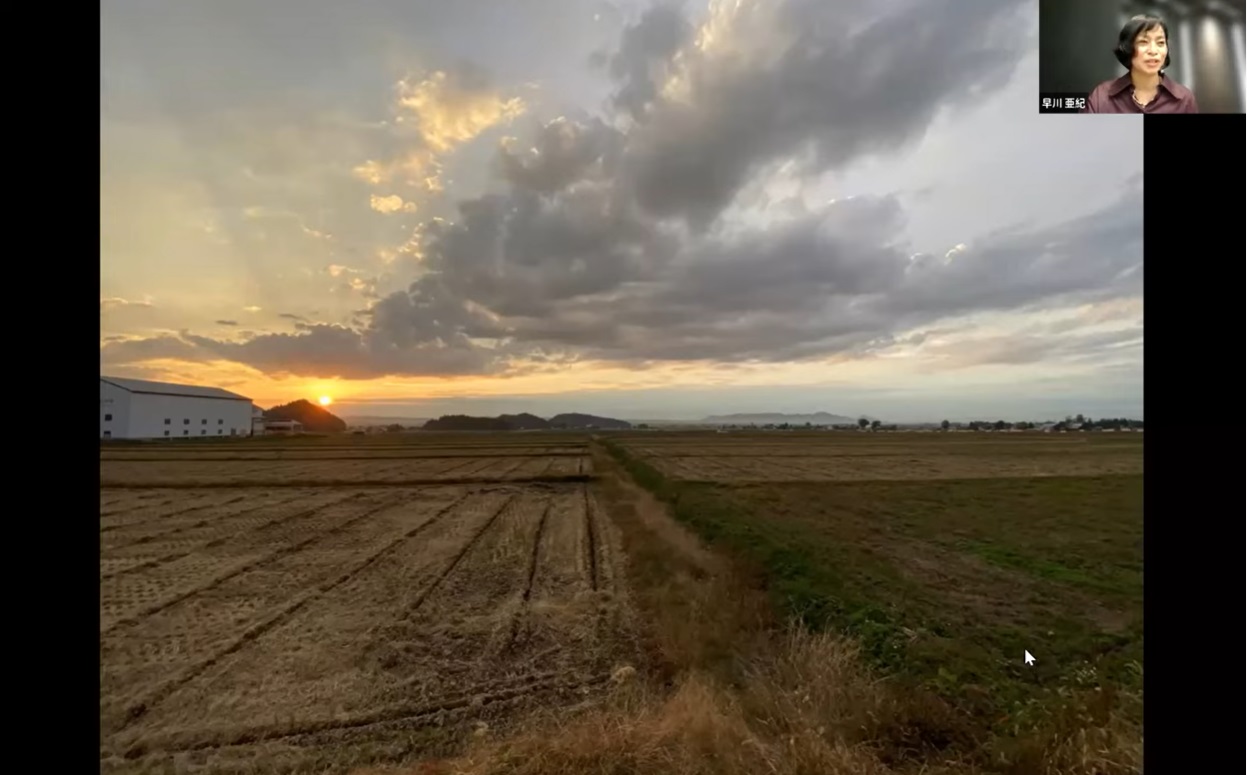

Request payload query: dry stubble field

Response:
[627,431,1143,482]
[99,435,639,773]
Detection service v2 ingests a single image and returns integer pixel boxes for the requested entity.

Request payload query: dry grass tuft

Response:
[439,668,899,775]
[392,626,980,775]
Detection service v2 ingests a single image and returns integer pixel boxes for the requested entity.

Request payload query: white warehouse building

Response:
[100,376,255,440]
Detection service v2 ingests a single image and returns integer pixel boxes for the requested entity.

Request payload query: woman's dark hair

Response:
[1115,14,1171,71]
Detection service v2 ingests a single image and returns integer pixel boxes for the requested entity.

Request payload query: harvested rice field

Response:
[618,431,1143,482]
[99,437,636,773]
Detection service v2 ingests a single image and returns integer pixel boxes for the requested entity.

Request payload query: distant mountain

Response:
[340,415,431,428]
[498,413,549,430]
[701,412,864,426]
[264,399,347,433]
[421,413,632,431]
[422,415,511,431]
[549,413,632,430]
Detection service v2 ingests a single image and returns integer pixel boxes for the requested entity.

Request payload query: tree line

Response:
[939,415,1143,432]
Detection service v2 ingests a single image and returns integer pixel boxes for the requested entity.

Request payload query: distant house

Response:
[251,406,266,436]
[263,420,303,435]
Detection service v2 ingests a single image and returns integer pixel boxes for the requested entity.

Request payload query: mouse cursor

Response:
[1024,650,1036,666]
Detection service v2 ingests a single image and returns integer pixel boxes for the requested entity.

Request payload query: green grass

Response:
[601,438,1143,766]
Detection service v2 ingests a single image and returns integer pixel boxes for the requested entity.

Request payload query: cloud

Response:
[612,0,1032,229]
[496,117,624,195]
[101,296,154,313]
[101,334,201,363]
[369,193,418,214]
[101,0,1140,384]
[215,319,239,326]
[353,66,527,192]
[608,3,692,121]
[396,68,526,154]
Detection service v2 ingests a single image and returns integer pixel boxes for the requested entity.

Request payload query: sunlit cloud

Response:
[101,295,154,313]
[369,193,418,214]
[395,70,526,153]
[351,68,526,195]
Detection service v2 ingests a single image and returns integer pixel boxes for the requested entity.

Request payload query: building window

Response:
[217,429,223,435]
[164,418,171,425]
[104,413,112,422]
[218,418,223,424]
[184,419,190,425]
[201,418,207,425]
[164,430,170,437]
[102,431,112,439]
[183,430,189,436]
[201,429,207,435]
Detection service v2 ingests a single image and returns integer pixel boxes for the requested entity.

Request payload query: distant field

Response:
[621,430,1143,482]
[99,437,594,487]
[99,436,634,773]
[605,431,1143,766]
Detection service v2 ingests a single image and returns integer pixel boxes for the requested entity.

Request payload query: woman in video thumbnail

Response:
[1082,14,1198,113]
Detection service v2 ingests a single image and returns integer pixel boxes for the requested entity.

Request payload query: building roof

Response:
[101,376,251,402]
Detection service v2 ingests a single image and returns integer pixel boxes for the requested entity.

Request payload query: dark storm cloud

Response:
[496,117,625,194]
[102,0,1141,382]
[179,325,497,379]
[608,3,693,120]
[617,0,1032,227]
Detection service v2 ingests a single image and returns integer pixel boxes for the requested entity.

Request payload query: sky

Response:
[100,0,1144,423]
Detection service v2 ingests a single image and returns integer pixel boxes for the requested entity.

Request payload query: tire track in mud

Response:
[112,492,475,735]
[501,499,553,654]
[100,493,237,531]
[490,456,534,481]
[99,492,355,581]
[100,489,171,512]
[401,493,518,618]
[583,484,599,591]
[439,457,505,480]
[112,670,615,759]
[103,491,307,553]
[434,457,492,478]
[538,457,557,477]
[101,492,385,637]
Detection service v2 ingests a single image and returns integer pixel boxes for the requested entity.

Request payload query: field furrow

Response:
[102,490,470,748]
[100,491,306,554]
[100,491,380,635]
[99,440,641,772]
[100,492,235,530]
[104,491,516,750]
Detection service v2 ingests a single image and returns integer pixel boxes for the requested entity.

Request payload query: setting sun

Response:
[318,395,333,406]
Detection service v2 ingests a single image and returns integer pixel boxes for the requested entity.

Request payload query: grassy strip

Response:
[600,438,1142,772]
